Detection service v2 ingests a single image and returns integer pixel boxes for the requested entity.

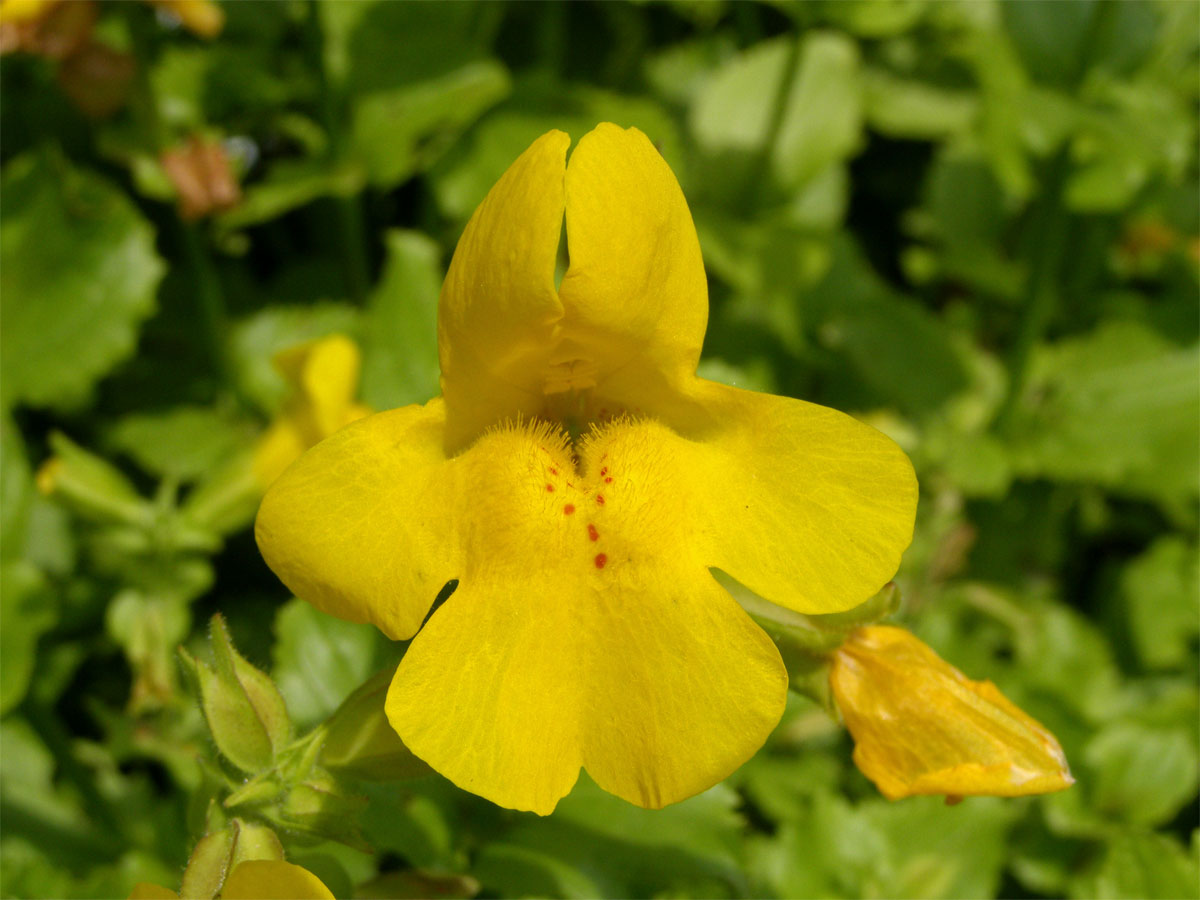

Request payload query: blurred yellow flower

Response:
[129,859,333,900]
[148,0,224,38]
[830,625,1074,801]
[256,124,917,814]
[252,334,371,489]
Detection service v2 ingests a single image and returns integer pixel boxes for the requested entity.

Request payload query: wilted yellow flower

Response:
[129,859,333,900]
[160,135,241,221]
[257,124,917,814]
[830,625,1074,801]
[252,334,371,489]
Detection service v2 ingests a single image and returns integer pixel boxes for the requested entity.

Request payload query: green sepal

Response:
[179,818,286,900]
[727,578,901,711]
[210,615,293,754]
[183,615,293,774]
[272,773,370,851]
[179,828,234,900]
[224,775,284,810]
[320,667,432,781]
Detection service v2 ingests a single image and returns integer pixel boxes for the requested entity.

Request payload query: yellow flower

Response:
[256,124,918,814]
[252,334,371,489]
[830,625,1074,801]
[129,859,334,900]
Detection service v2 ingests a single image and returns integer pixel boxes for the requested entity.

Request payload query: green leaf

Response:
[351,61,511,189]
[748,793,1016,900]
[476,776,746,898]
[272,598,391,730]
[0,149,164,409]
[107,406,253,482]
[1008,322,1200,500]
[1084,722,1199,827]
[815,0,928,37]
[690,32,863,197]
[807,236,971,417]
[1,414,33,558]
[1122,537,1200,670]
[229,304,361,414]
[1070,830,1200,900]
[906,151,1023,301]
[218,160,366,232]
[359,231,442,410]
[0,561,57,714]
[863,68,978,140]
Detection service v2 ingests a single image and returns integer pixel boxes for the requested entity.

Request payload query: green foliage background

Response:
[2,1,1198,897]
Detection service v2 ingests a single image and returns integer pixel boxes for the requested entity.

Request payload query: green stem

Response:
[305,0,370,304]
[996,148,1071,429]
[745,33,802,212]
[179,220,235,389]
[997,0,1111,429]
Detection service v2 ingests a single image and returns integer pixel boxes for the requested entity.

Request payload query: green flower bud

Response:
[37,432,148,526]
[181,615,292,773]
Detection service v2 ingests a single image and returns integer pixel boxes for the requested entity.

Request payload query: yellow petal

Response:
[219,860,333,900]
[558,124,707,408]
[674,380,917,615]
[255,400,458,640]
[128,884,178,900]
[830,625,1074,800]
[438,130,568,450]
[385,418,787,814]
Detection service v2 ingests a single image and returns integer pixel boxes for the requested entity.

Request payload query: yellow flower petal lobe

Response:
[385,418,787,814]
[676,380,917,614]
[218,860,334,900]
[256,401,458,640]
[558,124,708,410]
[439,130,569,449]
[830,625,1074,800]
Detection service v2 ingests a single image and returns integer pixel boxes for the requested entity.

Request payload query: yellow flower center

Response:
[463,416,694,581]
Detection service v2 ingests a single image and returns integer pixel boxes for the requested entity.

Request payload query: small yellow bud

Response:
[830,625,1074,801]
[34,457,61,496]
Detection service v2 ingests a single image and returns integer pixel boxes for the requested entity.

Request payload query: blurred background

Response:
[1,1,1197,898]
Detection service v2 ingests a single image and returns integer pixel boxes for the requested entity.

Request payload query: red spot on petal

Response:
[596,495,605,505]
[563,504,575,515]
[600,467,608,476]
[587,523,599,541]
[594,553,607,569]
[549,467,558,475]
[546,484,555,492]
[604,477,613,483]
